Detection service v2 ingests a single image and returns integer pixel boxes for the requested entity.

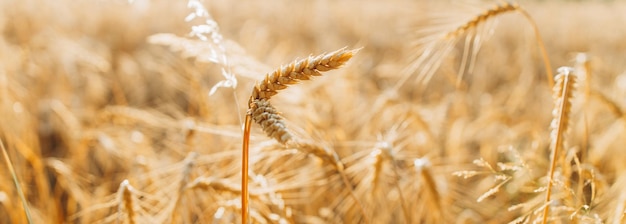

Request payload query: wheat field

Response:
[1,0,626,223]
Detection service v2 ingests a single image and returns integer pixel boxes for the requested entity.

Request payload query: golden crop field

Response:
[1,0,626,223]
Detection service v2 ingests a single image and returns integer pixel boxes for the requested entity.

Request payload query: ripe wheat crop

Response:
[1,0,626,223]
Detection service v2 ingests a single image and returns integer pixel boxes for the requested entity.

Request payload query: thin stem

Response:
[518,9,554,88]
[0,138,33,224]
[241,114,251,224]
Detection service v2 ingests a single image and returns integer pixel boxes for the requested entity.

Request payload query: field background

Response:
[1,0,626,223]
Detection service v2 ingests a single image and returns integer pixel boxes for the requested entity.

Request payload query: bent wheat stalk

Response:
[242,48,368,223]
[542,67,576,224]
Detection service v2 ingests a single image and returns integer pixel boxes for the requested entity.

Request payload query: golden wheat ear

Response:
[542,67,577,224]
[242,47,360,223]
[398,1,553,90]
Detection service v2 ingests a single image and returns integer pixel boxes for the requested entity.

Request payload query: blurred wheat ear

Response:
[399,1,553,90]
[542,67,577,224]
[242,48,371,223]
[118,180,136,224]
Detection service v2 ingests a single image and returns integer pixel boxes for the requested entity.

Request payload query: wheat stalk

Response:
[0,139,33,224]
[542,67,576,224]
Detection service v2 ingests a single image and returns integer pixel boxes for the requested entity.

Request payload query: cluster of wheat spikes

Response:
[3,0,626,223]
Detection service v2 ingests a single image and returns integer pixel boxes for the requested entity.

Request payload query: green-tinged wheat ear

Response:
[542,67,577,224]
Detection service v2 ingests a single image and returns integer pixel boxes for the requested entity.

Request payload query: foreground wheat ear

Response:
[241,48,368,223]
[542,67,576,224]
[248,47,357,139]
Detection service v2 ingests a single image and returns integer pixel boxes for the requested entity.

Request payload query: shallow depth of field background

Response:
[1,0,626,223]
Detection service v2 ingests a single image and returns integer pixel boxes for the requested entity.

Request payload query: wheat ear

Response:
[399,1,553,90]
[542,67,576,224]
[169,153,196,224]
[242,48,360,223]
[445,3,518,39]
[371,144,411,223]
[118,180,136,224]
[415,158,442,222]
[248,47,357,144]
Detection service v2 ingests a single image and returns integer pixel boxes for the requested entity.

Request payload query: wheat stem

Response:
[0,138,33,224]
[242,114,251,224]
